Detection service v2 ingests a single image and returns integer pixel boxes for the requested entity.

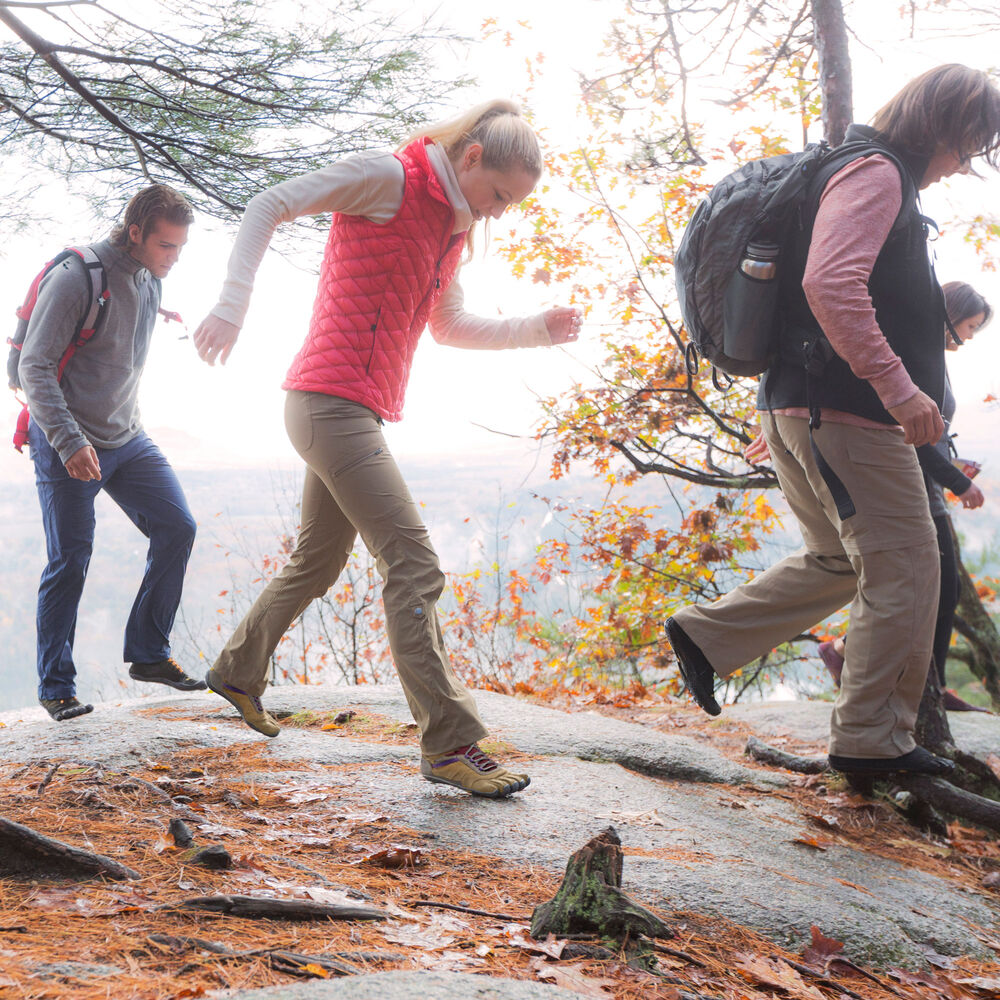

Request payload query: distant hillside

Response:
[0,447,671,713]
[3,439,996,715]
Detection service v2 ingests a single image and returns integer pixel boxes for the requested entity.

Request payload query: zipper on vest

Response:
[366,305,382,373]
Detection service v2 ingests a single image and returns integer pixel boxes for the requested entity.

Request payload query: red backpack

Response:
[7,247,109,452]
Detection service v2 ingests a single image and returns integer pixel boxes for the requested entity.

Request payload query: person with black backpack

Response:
[666,65,1000,776]
[14,184,206,722]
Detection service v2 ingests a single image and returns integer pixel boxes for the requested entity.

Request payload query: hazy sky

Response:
[2,0,999,482]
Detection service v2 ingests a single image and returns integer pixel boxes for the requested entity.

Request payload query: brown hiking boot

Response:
[420,744,530,798]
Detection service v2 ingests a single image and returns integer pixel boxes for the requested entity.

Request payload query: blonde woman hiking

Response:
[193,100,581,798]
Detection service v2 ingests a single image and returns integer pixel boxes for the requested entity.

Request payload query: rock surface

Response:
[2,686,998,969]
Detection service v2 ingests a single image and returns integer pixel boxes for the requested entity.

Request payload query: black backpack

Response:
[674,139,910,378]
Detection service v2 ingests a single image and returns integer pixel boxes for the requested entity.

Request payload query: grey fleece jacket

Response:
[18,238,160,464]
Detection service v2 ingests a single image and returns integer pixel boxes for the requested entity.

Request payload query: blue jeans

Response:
[30,421,196,700]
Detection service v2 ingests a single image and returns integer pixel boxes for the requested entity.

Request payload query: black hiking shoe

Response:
[129,658,207,692]
[665,617,722,716]
[828,746,954,776]
[40,697,94,722]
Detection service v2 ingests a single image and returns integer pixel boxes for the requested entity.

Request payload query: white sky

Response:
[2,0,1000,481]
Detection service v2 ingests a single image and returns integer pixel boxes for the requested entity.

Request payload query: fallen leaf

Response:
[382,921,455,950]
[802,925,844,966]
[508,931,566,959]
[530,957,618,998]
[361,847,422,870]
[417,950,486,971]
[736,954,825,1000]
[807,812,840,829]
[594,809,671,827]
[792,837,827,851]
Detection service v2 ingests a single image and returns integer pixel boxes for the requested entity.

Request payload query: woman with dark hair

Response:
[820,281,993,711]
[667,65,1000,775]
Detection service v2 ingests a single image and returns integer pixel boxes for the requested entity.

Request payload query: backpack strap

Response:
[9,246,108,453]
[56,246,109,380]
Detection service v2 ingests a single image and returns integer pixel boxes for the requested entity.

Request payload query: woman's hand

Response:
[544,307,582,345]
[193,314,241,366]
[958,482,985,509]
[745,432,771,464]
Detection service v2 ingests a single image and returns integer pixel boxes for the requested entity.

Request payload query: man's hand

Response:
[958,482,985,509]
[887,390,944,447]
[65,445,101,481]
[543,307,582,345]
[193,314,241,366]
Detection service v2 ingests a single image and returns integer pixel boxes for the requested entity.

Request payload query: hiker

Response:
[192,99,581,798]
[16,184,205,722]
[666,64,1000,775]
[817,281,993,712]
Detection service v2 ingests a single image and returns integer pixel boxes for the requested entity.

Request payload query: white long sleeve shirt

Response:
[210,143,550,350]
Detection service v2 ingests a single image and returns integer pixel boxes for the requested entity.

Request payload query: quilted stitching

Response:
[283,140,465,421]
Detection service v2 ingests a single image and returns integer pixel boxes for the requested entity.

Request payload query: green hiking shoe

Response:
[205,668,280,738]
[421,744,530,798]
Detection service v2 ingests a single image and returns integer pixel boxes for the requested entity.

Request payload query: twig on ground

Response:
[162,894,387,922]
[35,763,60,795]
[404,899,528,921]
[745,737,827,774]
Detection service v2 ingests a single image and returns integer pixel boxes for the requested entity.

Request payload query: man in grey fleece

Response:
[17,184,205,722]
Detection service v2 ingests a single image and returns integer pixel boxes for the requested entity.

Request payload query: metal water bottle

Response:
[722,240,781,363]
[739,241,779,280]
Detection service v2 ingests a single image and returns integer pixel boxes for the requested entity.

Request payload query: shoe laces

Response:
[458,744,499,774]
[161,658,188,680]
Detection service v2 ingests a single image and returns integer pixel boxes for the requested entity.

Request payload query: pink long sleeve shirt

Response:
[775,154,920,429]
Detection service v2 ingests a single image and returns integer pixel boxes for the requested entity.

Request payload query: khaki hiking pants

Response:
[673,413,939,758]
[214,391,488,756]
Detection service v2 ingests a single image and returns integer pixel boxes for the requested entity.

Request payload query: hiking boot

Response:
[40,697,94,722]
[420,744,530,798]
[942,688,990,713]
[205,668,280,738]
[818,640,844,687]
[828,746,954,777]
[665,617,721,716]
[129,658,207,692]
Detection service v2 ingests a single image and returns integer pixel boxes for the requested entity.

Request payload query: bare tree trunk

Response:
[949,519,1000,709]
[811,0,853,145]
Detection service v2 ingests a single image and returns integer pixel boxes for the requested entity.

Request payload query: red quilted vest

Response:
[282,139,466,421]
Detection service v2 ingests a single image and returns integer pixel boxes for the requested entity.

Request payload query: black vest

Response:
[757,125,946,424]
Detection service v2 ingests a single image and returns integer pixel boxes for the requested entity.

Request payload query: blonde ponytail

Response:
[403,99,542,178]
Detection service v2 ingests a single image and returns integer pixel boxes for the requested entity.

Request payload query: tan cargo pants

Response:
[214,391,488,755]
[673,412,939,757]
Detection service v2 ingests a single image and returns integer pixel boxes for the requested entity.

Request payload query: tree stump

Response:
[531,826,671,941]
